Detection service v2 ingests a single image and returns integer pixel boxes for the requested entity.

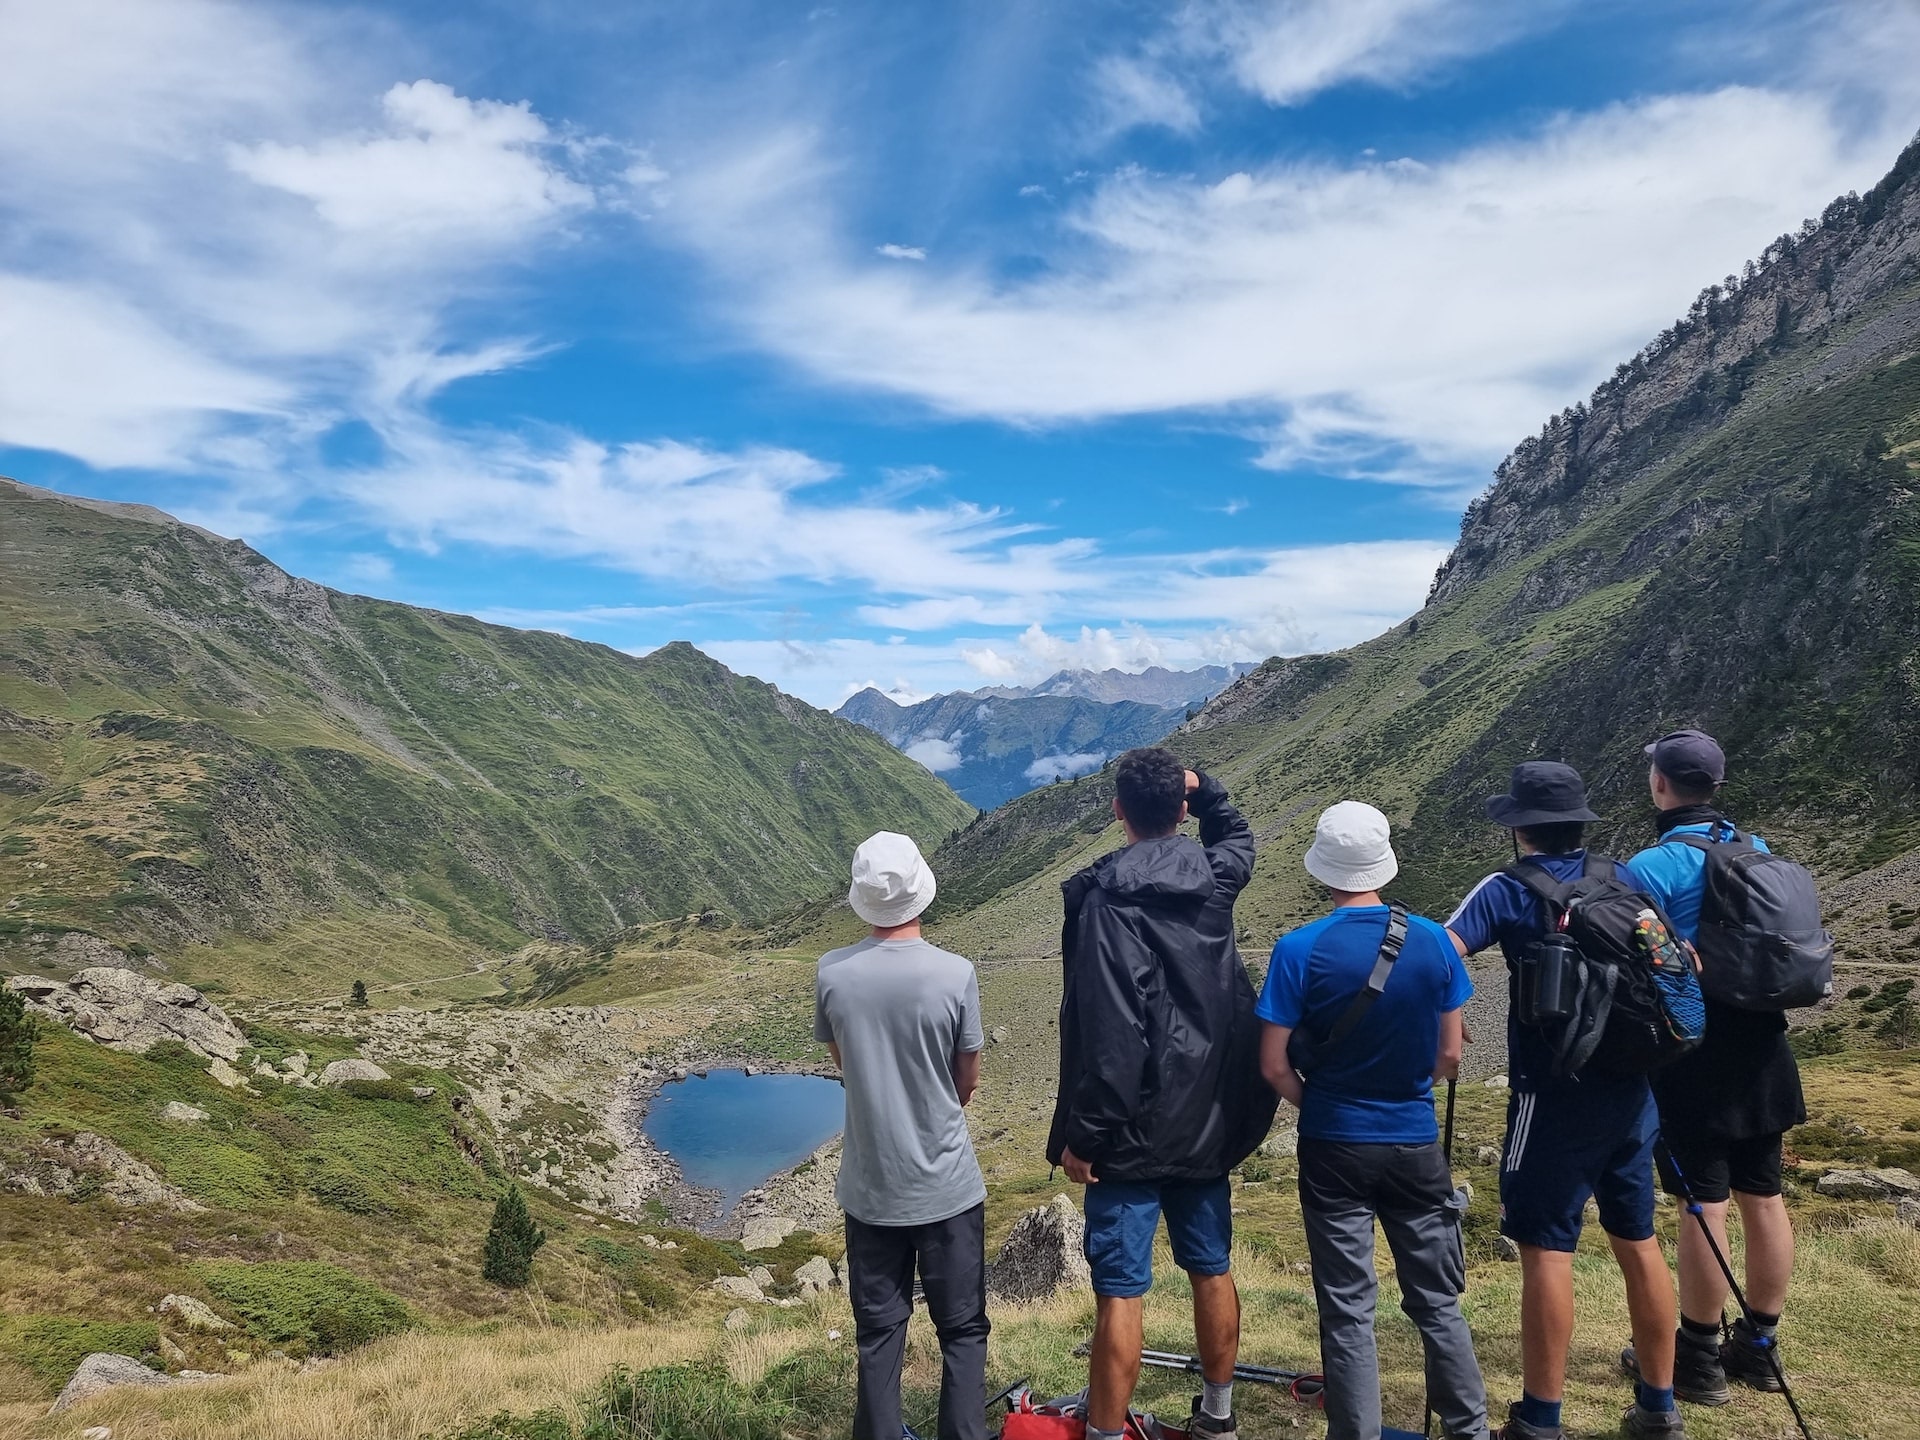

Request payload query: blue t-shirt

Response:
[1626,821,1770,943]
[1256,905,1472,1144]
[1445,850,1648,1108]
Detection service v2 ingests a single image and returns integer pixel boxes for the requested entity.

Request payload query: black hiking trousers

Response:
[845,1201,990,1440]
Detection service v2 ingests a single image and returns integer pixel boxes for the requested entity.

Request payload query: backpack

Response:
[1505,856,1706,1077]
[1671,829,1834,1010]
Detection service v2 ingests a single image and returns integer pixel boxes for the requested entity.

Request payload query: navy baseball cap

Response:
[1645,729,1726,789]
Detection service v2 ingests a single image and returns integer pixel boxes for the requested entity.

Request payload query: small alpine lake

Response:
[641,1068,845,1207]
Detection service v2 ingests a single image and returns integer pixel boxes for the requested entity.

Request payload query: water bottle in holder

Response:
[1526,930,1577,1022]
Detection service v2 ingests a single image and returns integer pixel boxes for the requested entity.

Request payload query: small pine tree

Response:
[0,988,36,1102]
[350,980,369,1008]
[482,1184,546,1287]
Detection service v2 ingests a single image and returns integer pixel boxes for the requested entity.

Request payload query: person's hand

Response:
[1184,769,1201,794]
[1061,1146,1097,1185]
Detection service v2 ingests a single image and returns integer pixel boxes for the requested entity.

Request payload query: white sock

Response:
[1088,1427,1127,1440]
[1202,1379,1233,1419]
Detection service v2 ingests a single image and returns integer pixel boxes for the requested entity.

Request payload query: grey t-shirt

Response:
[814,936,987,1226]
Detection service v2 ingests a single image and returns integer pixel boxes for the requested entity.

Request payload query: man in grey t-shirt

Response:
[816,831,988,1440]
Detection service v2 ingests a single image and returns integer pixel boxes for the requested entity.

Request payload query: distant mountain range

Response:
[836,664,1250,810]
[0,480,972,992]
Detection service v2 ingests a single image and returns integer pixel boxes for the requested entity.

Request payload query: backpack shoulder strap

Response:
[1319,905,1410,1051]
[1584,853,1619,884]
[1503,860,1572,916]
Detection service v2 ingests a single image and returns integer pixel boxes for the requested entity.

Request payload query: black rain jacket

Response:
[1046,772,1277,1182]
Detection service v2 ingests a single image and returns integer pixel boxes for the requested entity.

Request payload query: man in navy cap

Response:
[1445,762,1682,1440]
[1618,730,1805,1407]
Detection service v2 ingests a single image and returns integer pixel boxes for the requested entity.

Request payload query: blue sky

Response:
[2,1,1916,708]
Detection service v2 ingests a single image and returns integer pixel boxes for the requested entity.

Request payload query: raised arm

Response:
[1187,770,1254,897]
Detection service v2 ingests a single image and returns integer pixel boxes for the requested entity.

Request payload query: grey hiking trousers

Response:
[845,1201,990,1440]
[1298,1138,1489,1440]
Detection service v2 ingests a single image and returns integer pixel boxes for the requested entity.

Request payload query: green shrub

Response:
[0,1316,161,1389]
[197,1261,410,1356]
[454,1410,576,1440]
[584,1354,860,1440]
[483,1184,547,1287]
[1790,1024,1848,1059]
[1238,1155,1274,1183]
[306,1163,390,1215]
[0,987,37,1100]
[340,1078,428,1103]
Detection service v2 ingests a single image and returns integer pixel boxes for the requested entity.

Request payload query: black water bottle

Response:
[1532,931,1576,1021]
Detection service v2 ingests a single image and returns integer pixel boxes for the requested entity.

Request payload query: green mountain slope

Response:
[0,483,972,992]
[931,135,1920,966]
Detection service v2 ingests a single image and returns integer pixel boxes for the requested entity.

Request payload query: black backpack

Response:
[1506,856,1706,1077]
[1672,829,1833,1011]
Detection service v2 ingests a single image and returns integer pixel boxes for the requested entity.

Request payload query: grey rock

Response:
[987,1194,1092,1302]
[158,1294,232,1332]
[794,1255,837,1292]
[1474,1145,1501,1166]
[724,1307,751,1331]
[1484,1075,1509,1090]
[747,1265,775,1287]
[1816,1167,1920,1201]
[410,1086,437,1099]
[318,1058,391,1087]
[8,968,246,1063]
[990,1026,1010,1045]
[1896,1197,1920,1228]
[82,1426,114,1440]
[712,1275,765,1303]
[1260,1127,1299,1159]
[161,1101,210,1124]
[0,1132,204,1213]
[206,1058,247,1090]
[1493,1235,1521,1262]
[53,1354,173,1411]
[741,1215,798,1251]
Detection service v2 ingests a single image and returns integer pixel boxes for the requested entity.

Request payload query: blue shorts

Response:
[1499,1083,1658,1252]
[1082,1176,1232,1298]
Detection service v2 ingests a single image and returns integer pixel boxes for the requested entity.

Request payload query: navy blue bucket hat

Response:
[1485,760,1601,828]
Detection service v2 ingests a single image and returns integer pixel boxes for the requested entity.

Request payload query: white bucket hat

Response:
[848,832,938,927]
[1303,801,1400,892]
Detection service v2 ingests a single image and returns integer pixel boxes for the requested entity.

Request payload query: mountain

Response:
[975,664,1251,707]
[0,481,972,993]
[837,664,1246,810]
[929,134,1920,968]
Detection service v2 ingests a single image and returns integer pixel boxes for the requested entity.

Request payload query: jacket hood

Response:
[1094,834,1216,903]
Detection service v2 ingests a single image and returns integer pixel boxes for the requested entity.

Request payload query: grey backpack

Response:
[1674,829,1833,1011]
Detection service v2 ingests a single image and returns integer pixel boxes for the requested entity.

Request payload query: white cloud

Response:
[904,737,964,773]
[1025,751,1107,784]
[876,243,927,261]
[1091,53,1203,136]
[660,85,1906,475]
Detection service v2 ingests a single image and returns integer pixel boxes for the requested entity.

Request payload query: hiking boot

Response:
[1620,1402,1687,1436]
[1720,1317,1787,1392]
[1620,1329,1730,1406]
[1187,1397,1237,1440]
[1491,1403,1563,1440]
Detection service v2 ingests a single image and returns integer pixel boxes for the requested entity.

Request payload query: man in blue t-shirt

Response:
[1445,762,1682,1440]
[1258,801,1488,1440]
[1618,730,1805,1407]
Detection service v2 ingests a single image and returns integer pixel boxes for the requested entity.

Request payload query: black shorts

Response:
[1656,1131,1784,1204]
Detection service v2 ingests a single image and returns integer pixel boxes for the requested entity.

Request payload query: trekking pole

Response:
[1128,1348,1325,1403]
[1424,1077,1459,1440]
[1661,1143,1814,1440]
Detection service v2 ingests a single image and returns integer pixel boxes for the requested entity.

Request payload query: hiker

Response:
[1257,801,1490,1440]
[1618,730,1810,1405]
[1445,762,1685,1440]
[815,832,989,1440]
[1049,748,1277,1440]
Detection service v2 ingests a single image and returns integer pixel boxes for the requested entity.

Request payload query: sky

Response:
[2,1,1917,709]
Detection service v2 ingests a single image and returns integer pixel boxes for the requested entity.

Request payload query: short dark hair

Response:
[1660,774,1719,806]
[1114,747,1186,837]
[1516,821,1586,856]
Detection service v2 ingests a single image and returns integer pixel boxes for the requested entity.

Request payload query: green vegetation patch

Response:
[196,1260,411,1356]
[0,1315,161,1389]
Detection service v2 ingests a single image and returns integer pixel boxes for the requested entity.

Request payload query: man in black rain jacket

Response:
[1048,747,1276,1440]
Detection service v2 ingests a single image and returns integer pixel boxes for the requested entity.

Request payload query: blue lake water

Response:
[642,1069,845,1206]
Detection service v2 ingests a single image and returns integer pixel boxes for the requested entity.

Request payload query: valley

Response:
[4,130,1920,1440]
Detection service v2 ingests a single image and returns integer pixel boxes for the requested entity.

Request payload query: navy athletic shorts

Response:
[1082,1175,1232,1297]
[1499,1084,1659,1251]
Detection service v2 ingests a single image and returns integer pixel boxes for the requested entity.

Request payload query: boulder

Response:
[1484,1075,1509,1090]
[53,1354,173,1411]
[161,1102,210,1124]
[741,1215,798,1251]
[990,1026,1010,1045]
[82,1427,113,1440]
[7,969,246,1063]
[724,1307,751,1331]
[282,1051,311,1076]
[1260,1127,1299,1159]
[318,1059,391,1087]
[1896,1197,1920,1229]
[207,1059,247,1090]
[747,1265,775,1287]
[794,1256,837,1293]
[1493,1235,1521,1262]
[1815,1167,1920,1201]
[712,1275,765,1303]
[987,1194,1092,1302]
[409,1086,437,1099]
[158,1294,233,1332]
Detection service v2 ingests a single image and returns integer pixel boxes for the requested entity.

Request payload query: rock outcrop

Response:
[986,1194,1092,1302]
[158,1294,233,1332]
[318,1058,391,1087]
[1815,1167,1920,1201]
[741,1215,798,1251]
[53,1354,173,1411]
[0,1132,203,1212]
[6,969,246,1062]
